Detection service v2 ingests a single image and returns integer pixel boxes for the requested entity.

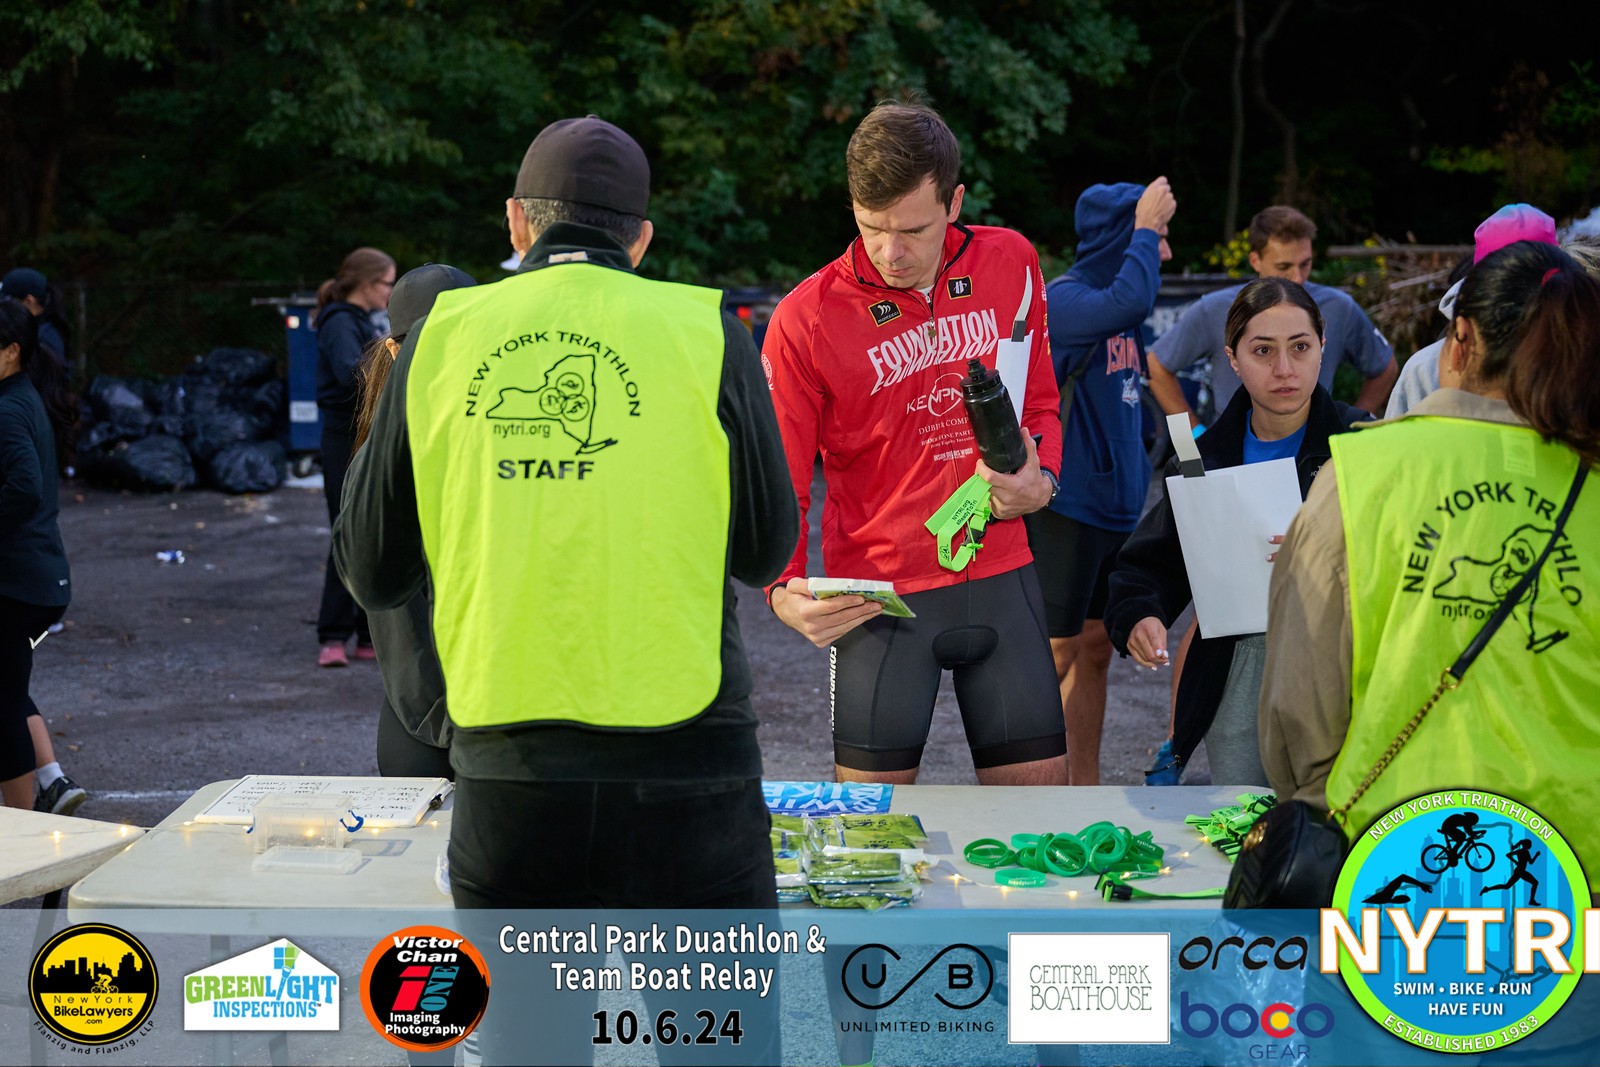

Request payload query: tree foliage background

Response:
[2,0,1595,372]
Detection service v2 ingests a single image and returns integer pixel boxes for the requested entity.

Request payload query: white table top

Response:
[69,779,452,913]
[68,778,1247,914]
[0,807,144,905]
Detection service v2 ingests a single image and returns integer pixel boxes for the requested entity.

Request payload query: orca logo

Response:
[1177,934,1310,972]
[868,300,901,327]
[840,944,992,1010]
[946,276,973,300]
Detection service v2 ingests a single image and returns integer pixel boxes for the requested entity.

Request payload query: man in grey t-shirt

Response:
[1148,205,1398,421]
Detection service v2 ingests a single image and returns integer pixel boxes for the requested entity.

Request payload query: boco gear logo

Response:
[1324,790,1594,1054]
[840,944,992,1010]
[361,925,490,1053]
[29,923,158,1046]
[1178,993,1334,1041]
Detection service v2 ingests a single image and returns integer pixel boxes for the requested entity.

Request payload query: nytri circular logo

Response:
[30,923,159,1045]
[361,925,490,1052]
[1328,790,1591,1054]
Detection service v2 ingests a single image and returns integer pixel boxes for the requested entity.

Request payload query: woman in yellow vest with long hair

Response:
[1260,238,1599,879]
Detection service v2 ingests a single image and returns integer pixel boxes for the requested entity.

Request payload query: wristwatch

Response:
[1042,467,1060,503]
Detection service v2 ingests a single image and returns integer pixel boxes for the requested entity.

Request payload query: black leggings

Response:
[317,429,369,644]
[1,595,66,781]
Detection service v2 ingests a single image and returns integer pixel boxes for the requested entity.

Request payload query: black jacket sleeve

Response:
[0,401,44,535]
[718,312,799,587]
[332,327,425,612]
[1104,459,1194,655]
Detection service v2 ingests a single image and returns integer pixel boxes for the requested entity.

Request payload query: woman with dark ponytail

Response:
[1105,277,1372,786]
[313,247,395,668]
[1262,240,1600,893]
[0,298,85,813]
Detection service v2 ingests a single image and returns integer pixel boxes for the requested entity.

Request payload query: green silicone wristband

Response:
[996,868,1047,888]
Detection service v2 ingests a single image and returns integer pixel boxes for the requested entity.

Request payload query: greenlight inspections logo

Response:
[1323,790,1593,1054]
[183,938,338,1031]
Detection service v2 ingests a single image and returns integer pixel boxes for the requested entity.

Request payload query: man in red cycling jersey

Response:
[764,100,1066,787]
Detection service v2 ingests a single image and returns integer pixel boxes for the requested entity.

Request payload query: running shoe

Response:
[1144,739,1182,786]
[434,848,451,896]
[353,642,377,661]
[35,775,88,816]
[318,641,348,668]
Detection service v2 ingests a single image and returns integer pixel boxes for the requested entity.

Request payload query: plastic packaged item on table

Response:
[776,887,811,904]
[772,853,807,889]
[807,813,927,844]
[807,880,922,910]
[770,828,811,853]
[805,852,906,885]
[769,813,809,835]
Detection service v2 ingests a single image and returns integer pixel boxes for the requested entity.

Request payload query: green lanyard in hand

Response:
[926,474,993,572]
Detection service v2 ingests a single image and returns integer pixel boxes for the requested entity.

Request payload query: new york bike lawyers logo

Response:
[184,938,338,1031]
[1325,790,1593,1054]
[29,923,158,1047]
[361,925,490,1053]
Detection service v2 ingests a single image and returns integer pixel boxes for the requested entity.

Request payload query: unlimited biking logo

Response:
[1324,789,1595,1054]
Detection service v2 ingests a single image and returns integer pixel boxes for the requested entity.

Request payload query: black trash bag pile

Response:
[78,346,290,494]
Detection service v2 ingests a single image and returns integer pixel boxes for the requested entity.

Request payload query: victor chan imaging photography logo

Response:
[1324,789,1595,1054]
[184,938,338,1031]
[1008,933,1169,1044]
[29,922,158,1047]
[360,925,490,1053]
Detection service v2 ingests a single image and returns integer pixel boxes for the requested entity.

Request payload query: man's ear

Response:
[1247,250,1263,276]
[506,197,534,257]
[627,219,654,267]
[946,183,966,224]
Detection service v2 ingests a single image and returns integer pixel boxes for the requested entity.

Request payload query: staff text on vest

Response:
[497,459,596,480]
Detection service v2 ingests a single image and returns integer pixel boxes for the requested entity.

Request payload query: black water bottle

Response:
[960,358,1027,473]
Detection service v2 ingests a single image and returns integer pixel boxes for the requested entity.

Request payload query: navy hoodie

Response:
[1046,183,1162,532]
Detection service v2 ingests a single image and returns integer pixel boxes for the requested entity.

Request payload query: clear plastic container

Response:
[249,793,355,852]
[252,845,363,875]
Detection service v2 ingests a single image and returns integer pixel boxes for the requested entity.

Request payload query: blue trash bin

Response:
[254,293,323,454]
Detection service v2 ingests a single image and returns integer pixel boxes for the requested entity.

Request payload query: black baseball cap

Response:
[0,268,48,301]
[389,264,476,339]
[513,116,650,217]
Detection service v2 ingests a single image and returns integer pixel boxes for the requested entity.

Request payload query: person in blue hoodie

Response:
[1024,178,1175,784]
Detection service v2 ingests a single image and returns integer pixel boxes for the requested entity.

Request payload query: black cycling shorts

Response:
[1023,508,1130,638]
[828,567,1066,773]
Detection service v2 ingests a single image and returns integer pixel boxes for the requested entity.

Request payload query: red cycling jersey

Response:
[763,223,1062,596]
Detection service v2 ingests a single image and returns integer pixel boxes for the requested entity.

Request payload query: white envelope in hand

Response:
[1165,456,1303,638]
